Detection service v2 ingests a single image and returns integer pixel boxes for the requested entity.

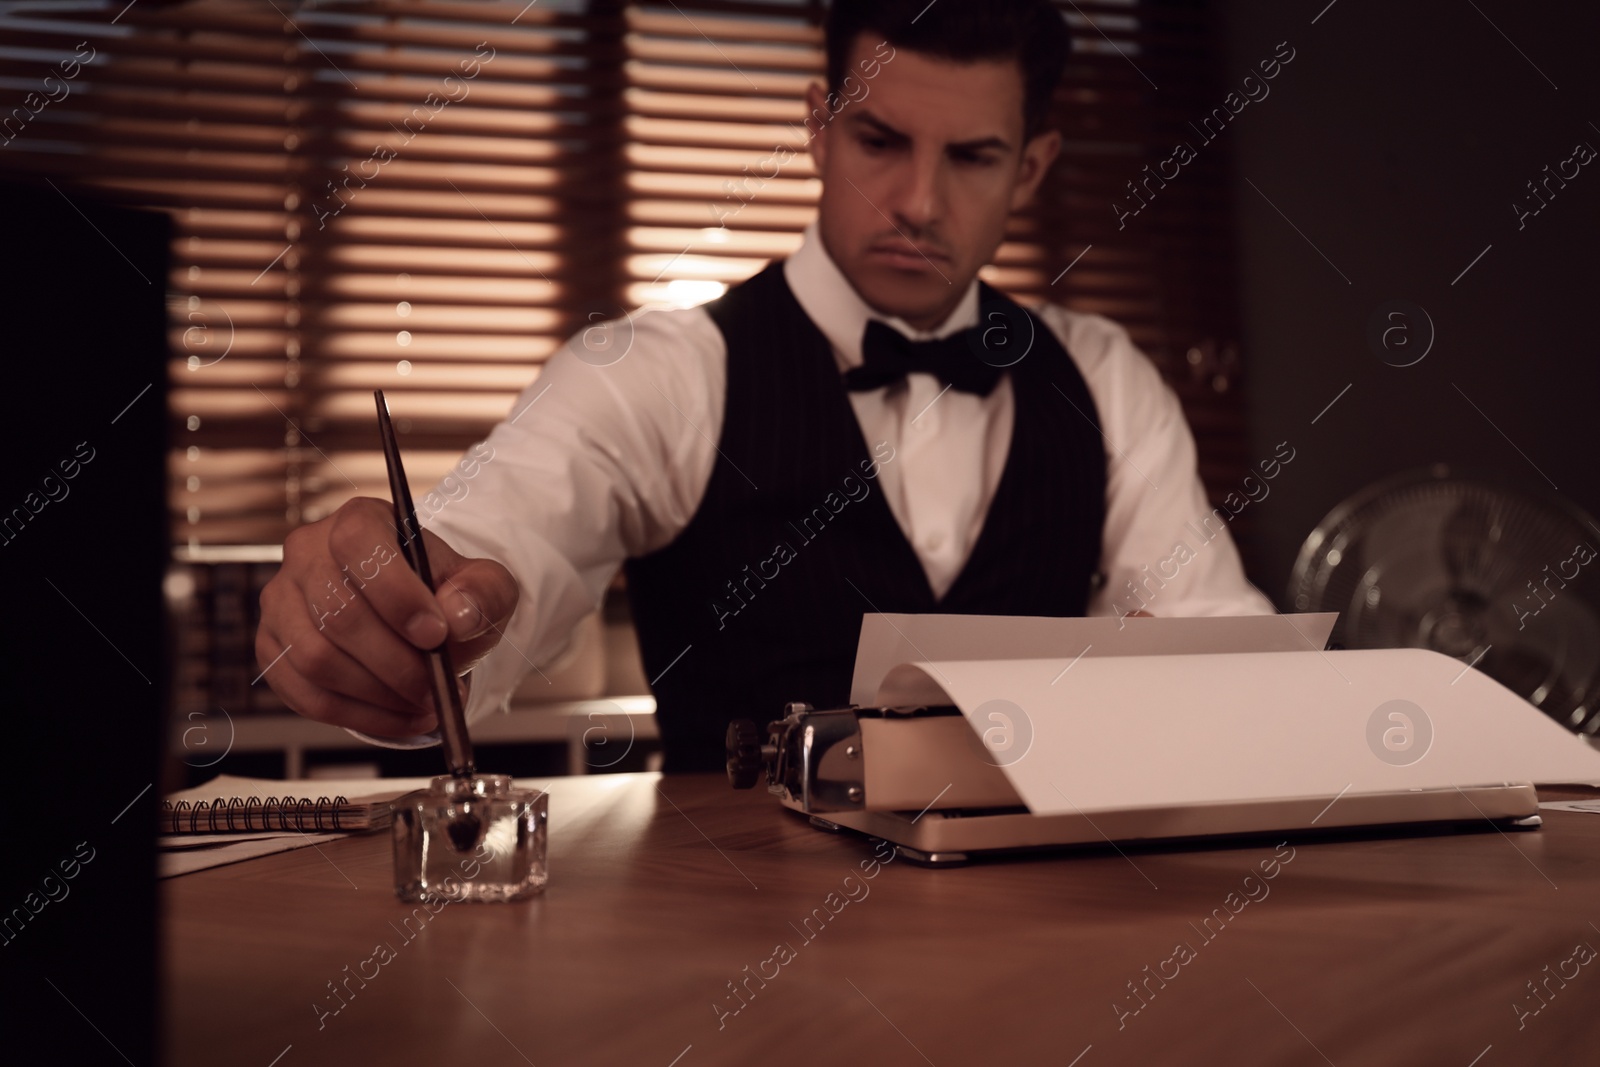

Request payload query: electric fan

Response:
[1288,465,1600,736]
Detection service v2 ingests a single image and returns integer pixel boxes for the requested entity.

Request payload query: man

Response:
[257,0,1272,773]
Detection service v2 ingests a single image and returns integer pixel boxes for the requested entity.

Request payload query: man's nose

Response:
[890,149,944,233]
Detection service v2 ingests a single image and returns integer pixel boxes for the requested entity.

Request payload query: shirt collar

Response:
[783,221,982,372]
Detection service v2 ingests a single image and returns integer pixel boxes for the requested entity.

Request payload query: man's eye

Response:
[859,134,889,151]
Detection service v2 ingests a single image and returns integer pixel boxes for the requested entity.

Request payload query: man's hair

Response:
[824,0,1072,139]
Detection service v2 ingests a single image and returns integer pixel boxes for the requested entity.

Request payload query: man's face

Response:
[808,36,1061,331]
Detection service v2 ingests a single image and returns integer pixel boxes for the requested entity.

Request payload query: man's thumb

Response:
[425,536,517,642]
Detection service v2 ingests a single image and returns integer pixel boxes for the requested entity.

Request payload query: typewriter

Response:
[723,615,1597,866]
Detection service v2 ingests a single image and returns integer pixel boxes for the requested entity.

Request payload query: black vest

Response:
[623,263,1106,772]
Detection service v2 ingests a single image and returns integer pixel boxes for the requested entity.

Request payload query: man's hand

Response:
[256,497,518,738]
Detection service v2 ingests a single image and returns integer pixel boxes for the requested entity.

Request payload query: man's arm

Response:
[257,304,727,740]
[1036,306,1276,620]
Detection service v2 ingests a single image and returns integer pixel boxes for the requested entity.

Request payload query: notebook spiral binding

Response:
[160,795,355,834]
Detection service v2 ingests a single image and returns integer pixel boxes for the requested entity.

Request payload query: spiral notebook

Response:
[159,775,439,878]
[161,774,426,834]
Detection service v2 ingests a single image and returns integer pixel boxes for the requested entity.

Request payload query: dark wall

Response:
[1213,0,1600,603]
[0,180,168,1064]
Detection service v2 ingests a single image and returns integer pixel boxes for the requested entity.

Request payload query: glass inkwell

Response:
[376,389,548,904]
[392,774,547,903]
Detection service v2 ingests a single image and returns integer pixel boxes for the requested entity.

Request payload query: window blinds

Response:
[0,0,1247,547]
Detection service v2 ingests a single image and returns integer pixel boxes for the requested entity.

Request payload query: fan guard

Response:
[1288,465,1600,736]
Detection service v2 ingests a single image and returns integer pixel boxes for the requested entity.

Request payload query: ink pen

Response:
[374,389,475,785]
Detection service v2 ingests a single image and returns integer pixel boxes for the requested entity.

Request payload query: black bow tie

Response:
[843,319,1005,397]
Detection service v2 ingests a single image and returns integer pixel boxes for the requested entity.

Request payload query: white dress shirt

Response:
[400,224,1273,742]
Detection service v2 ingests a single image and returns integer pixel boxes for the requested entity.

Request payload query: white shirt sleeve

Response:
[419,304,727,730]
[1036,305,1276,619]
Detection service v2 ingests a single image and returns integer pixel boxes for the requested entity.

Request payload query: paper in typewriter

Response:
[851,614,1600,815]
[848,612,1338,705]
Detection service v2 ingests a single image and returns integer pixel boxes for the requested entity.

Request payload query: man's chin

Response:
[846,265,965,328]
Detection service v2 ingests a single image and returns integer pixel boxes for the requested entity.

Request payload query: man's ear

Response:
[1009,129,1062,211]
[803,81,832,173]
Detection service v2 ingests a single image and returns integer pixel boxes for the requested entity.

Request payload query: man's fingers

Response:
[256,631,438,738]
[305,582,440,708]
[431,549,519,643]
[452,630,506,675]
[262,586,435,715]
[284,621,430,716]
[323,497,447,649]
[259,591,432,716]
[260,496,498,740]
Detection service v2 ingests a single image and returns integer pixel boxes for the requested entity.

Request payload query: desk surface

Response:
[164,774,1600,1067]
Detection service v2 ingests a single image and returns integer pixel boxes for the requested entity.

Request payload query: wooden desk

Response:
[164,774,1600,1066]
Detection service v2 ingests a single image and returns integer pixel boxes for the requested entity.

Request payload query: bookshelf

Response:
[171,696,658,778]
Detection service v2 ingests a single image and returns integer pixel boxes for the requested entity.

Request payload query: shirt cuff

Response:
[343,727,442,751]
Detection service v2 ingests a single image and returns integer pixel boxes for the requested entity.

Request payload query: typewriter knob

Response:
[726,719,764,789]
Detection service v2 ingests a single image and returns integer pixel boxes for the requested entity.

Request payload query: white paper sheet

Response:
[849,612,1337,705]
[158,834,356,879]
[1539,799,1600,814]
[874,647,1600,815]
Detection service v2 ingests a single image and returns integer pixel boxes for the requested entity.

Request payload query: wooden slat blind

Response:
[0,0,1248,548]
